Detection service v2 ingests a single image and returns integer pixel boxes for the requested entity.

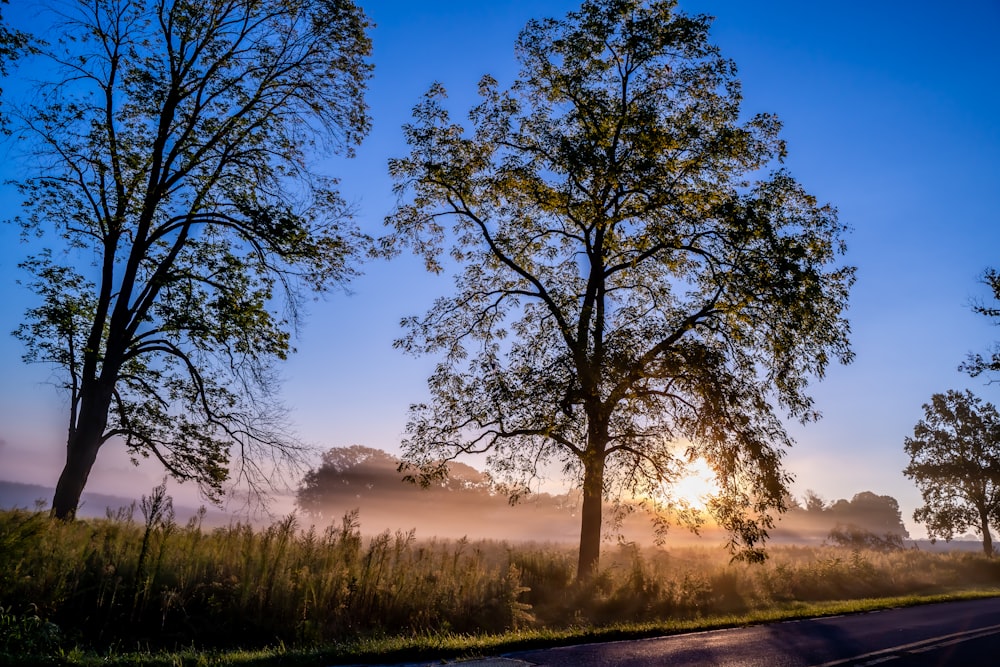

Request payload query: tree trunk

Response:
[51,389,113,519]
[576,454,605,582]
[51,435,102,519]
[981,512,994,558]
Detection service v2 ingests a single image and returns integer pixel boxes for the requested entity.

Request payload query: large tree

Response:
[904,390,1000,557]
[11,0,372,519]
[386,0,853,579]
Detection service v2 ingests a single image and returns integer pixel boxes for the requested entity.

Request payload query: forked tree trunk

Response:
[51,387,113,519]
[576,454,605,582]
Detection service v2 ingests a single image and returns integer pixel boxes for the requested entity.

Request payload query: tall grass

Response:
[3,497,1000,659]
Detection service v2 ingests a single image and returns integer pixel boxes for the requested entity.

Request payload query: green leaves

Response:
[388,0,852,571]
[13,0,371,513]
[903,390,1000,552]
[14,252,97,384]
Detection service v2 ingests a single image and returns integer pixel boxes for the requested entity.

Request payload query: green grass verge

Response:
[7,588,998,667]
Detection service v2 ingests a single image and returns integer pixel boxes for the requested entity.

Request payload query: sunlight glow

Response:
[664,458,720,509]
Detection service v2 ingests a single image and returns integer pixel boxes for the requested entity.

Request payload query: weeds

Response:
[0,604,61,656]
[2,501,1000,662]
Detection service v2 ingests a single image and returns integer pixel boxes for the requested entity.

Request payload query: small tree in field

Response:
[904,390,1000,557]
[387,0,853,579]
[11,0,372,519]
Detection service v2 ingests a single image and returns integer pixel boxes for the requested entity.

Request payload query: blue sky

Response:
[1,0,998,538]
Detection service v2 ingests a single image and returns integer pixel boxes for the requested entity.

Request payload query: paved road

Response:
[367,597,1000,666]
[504,598,1000,666]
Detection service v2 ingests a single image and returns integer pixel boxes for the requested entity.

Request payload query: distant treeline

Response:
[296,445,583,542]
[785,490,907,533]
[295,446,909,545]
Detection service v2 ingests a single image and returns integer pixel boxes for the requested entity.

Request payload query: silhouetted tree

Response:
[904,390,1000,556]
[296,445,491,517]
[386,0,853,579]
[295,446,586,542]
[782,492,802,511]
[826,491,907,537]
[778,490,908,543]
[11,0,372,519]
[962,269,1000,378]
[804,490,827,513]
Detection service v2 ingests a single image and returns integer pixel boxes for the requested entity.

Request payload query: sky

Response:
[0,0,998,539]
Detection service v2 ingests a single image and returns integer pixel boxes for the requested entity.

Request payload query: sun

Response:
[663,457,720,510]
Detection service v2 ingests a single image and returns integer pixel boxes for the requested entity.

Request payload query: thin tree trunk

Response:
[576,454,605,582]
[51,388,113,519]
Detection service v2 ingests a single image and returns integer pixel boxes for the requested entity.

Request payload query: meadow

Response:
[2,497,1000,666]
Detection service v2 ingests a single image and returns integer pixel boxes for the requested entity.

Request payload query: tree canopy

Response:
[783,490,908,548]
[386,0,853,578]
[296,444,491,517]
[904,389,1000,556]
[797,491,907,535]
[10,0,372,518]
[825,491,907,537]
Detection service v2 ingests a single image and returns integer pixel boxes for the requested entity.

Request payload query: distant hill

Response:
[0,480,230,526]
[0,480,136,516]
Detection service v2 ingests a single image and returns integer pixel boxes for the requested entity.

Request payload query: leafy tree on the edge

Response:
[962,269,1000,378]
[11,0,372,519]
[386,0,853,580]
[0,0,32,127]
[904,390,1000,557]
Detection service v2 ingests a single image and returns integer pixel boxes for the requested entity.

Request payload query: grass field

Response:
[2,500,999,666]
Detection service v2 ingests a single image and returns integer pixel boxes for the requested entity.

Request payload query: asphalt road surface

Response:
[372,597,1000,666]
[508,598,1000,666]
